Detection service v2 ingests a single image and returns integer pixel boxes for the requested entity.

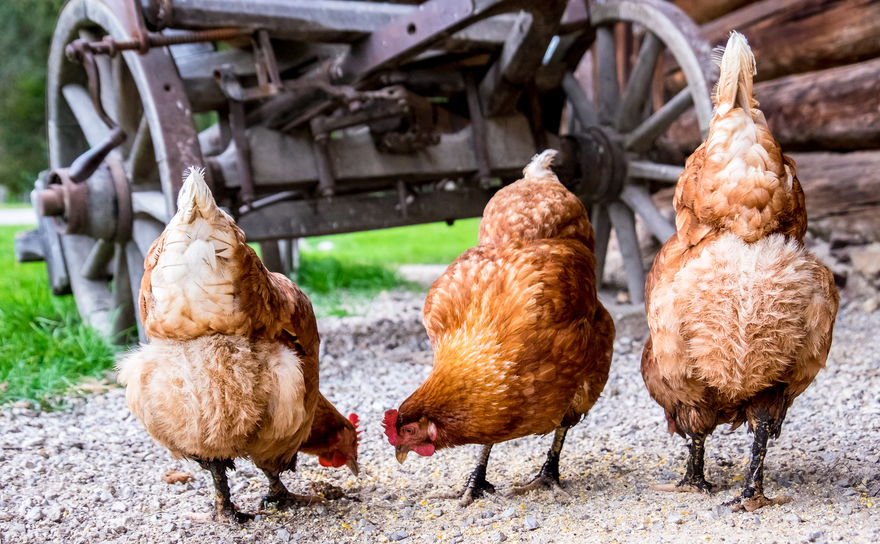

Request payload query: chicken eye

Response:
[404,427,413,434]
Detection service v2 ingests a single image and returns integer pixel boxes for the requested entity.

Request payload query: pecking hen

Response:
[383,150,615,506]
[118,168,357,521]
[641,32,838,512]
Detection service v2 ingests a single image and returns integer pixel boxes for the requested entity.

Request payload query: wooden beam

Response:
[673,0,759,24]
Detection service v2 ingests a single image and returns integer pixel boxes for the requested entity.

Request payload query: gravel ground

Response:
[1,289,878,544]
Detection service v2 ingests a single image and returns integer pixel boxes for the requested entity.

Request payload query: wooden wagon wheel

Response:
[561,0,714,304]
[42,0,203,342]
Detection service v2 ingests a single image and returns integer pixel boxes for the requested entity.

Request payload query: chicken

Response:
[299,393,360,475]
[383,150,615,506]
[117,168,357,521]
[640,32,838,512]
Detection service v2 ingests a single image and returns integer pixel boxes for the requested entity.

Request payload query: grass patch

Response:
[0,226,116,408]
[0,202,32,209]
[294,219,479,316]
[302,218,479,265]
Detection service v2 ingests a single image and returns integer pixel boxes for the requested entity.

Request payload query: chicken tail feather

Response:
[713,31,756,112]
[177,166,217,223]
[522,149,559,181]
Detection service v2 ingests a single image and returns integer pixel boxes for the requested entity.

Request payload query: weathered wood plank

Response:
[673,0,759,24]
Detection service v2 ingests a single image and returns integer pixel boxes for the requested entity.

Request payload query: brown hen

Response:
[384,150,614,506]
[118,168,357,521]
[641,32,838,512]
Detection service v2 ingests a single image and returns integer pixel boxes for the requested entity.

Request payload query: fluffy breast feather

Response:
[117,335,310,461]
[647,233,838,401]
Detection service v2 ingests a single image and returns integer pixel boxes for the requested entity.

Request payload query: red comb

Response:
[348,413,360,427]
[383,409,399,445]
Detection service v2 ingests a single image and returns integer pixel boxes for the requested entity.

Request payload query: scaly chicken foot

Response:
[511,427,570,497]
[197,459,255,523]
[724,418,791,512]
[654,433,714,493]
[260,466,326,509]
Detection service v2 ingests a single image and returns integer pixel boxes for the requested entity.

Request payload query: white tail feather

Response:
[523,149,559,180]
[713,31,756,111]
[176,166,216,222]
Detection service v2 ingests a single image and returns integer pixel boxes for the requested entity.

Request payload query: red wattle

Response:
[412,443,435,457]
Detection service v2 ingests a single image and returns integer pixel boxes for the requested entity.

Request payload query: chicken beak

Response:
[346,457,360,476]
[395,446,409,464]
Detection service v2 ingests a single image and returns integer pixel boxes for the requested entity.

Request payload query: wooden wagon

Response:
[18,0,716,341]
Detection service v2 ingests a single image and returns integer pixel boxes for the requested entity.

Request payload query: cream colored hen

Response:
[641,32,838,512]
[118,168,337,521]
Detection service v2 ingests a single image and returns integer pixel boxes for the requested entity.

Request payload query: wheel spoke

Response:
[624,87,693,151]
[595,26,620,126]
[126,116,159,188]
[111,242,136,341]
[628,159,683,183]
[114,56,143,150]
[607,200,644,305]
[81,238,115,280]
[62,84,111,148]
[617,33,663,133]
[124,239,147,342]
[592,203,611,286]
[621,184,675,242]
[562,72,598,129]
[131,191,170,224]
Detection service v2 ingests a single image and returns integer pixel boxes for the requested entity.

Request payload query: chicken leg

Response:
[727,417,791,512]
[196,458,254,523]
[654,433,714,493]
[258,454,325,509]
[430,445,496,507]
[511,426,571,496]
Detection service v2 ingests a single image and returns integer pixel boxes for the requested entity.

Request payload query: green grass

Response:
[295,219,479,316]
[0,218,479,404]
[0,226,116,408]
[0,202,32,209]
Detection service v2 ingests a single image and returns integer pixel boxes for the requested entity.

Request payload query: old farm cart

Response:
[21,0,714,341]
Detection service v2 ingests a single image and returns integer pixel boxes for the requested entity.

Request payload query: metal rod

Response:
[624,87,693,151]
[464,71,492,188]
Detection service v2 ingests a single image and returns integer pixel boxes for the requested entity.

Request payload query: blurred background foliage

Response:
[0,0,65,200]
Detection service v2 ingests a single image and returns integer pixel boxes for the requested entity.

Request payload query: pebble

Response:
[388,529,409,541]
[431,508,443,517]
[110,501,128,512]
[493,531,507,542]
[0,292,876,543]
[25,507,43,522]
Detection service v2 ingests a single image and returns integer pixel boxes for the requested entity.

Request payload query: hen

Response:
[641,32,838,511]
[118,168,357,521]
[384,150,615,506]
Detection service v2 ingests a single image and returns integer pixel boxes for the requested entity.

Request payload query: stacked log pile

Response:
[664,0,880,247]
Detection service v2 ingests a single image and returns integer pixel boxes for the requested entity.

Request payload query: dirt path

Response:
[0,291,877,544]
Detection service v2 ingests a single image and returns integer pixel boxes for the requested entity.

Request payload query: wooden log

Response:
[673,0,759,24]
[666,57,880,152]
[666,0,880,90]
[652,150,880,243]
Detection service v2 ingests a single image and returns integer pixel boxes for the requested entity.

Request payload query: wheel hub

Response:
[558,126,628,204]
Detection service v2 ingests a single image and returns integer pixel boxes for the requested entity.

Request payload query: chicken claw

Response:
[725,493,792,512]
[262,491,326,510]
[652,478,714,494]
[510,427,571,498]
